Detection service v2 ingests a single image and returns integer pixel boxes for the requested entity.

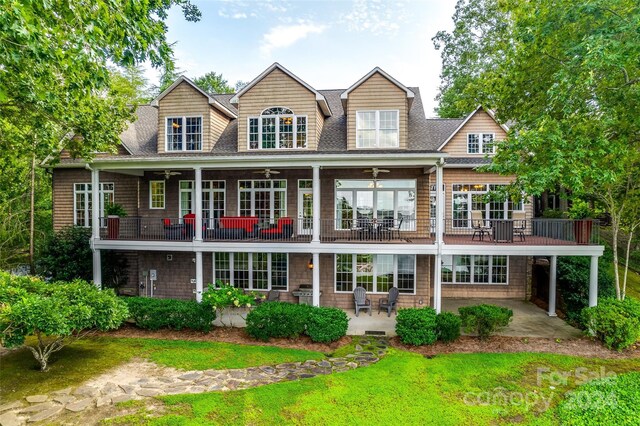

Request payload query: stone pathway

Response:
[0,337,388,425]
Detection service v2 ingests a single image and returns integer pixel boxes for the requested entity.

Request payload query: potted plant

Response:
[105,202,127,239]
[568,200,593,244]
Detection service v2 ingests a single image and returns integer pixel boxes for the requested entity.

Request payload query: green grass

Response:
[106,350,640,425]
[0,337,325,402]
[619,265,640,300]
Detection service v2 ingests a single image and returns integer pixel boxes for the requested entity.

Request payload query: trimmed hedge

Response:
[581,298,640,351]
[122,297,216,332]
[459,304,513,340]
[396,307,437,346]
[436,312,461,343]
[245,302,349,343]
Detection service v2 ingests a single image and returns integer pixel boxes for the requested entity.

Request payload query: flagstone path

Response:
[0,337,388,425]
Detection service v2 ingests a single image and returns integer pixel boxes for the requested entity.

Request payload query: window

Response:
[178,180,226,222]
[452,184,524,228]
[238,180,286,222]
[356,110,399,148]
[213,253,288,290]
[467,133,495,154]
[73,183,114,227]
[248,107,307,149]
[441,255,508,284]
[166,116,202,151]
[335,179,415,230]
[335,254,415,294]
[149,181,165,209]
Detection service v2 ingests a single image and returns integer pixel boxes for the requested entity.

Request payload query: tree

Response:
[0,272,129,371]
[434,0,640,298]
[193,71,235,94]
[109,65,153,104]
[37,227,93,281]
[235,80,249,92]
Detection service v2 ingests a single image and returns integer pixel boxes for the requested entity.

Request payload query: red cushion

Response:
[219,216,259,233]
[163,218,171,226]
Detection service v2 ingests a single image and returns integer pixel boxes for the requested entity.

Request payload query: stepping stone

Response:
[51,388,72,396]
[328,358,346,362]
[0,411,22,426]
[156,377,174,384]
[19,403,55,414]
[96,397,112,408]
[297,373,316,379]
[25,395,47,404]
[111,395,135,404]
[135,389,162,397]
[164,387,190,395]
[65,398,94,412]
[204,369,219,377]
[346,362,358,369]
[26,406,63,423]
[73,386,100,397]
[275,363,300,369]
[178,372,202,381]
[317,360,332,368]
[187,386,205,394]
[52,396,76,404]
[259,366,276,374]
[118,385,135,394]
[208,384,224,391]
[139,383,162,389]
[0,401,24,413]
[100,382,121,395]
[355,345,363,351]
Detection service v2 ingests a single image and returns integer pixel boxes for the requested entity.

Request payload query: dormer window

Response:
[166,116,202,151]
[248,107,307,150]
[467,133,495,154]
[356,110,399,148]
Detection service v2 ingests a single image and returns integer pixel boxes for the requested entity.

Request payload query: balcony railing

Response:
[320,218,433,243]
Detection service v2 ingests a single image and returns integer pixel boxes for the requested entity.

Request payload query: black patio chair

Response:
[378,287,399,317]
[353,286,371,316]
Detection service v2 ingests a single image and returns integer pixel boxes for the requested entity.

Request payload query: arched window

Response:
[248,106,307,149]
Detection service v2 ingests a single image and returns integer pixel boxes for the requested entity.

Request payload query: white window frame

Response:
[149,180,165,209]
[451,183,525,228]
[334,254,416,294]
[202,180,226,227]
[248,107,308,150]
[178,180,226,221]
[237,179,287,221]
[73,182,114,227]
[356,110,400,148]
[165,115,203,152]
[467,133,496,154]
[213,252,289,291]
[441,255,509,285]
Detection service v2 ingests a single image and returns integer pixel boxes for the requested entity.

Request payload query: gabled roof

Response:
[340,67,415,108]
[230,63,332,117]
[150,76,237,119]
[436,105,510,151]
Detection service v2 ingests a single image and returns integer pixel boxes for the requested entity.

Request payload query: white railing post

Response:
[194,166,202,241]
[312,165,321,243]
[548,255,557,316]
[312,252,320,306]
[433,159,445,313]
[195,251,203,302]
[589,255,598,307]
[91,167,102,289]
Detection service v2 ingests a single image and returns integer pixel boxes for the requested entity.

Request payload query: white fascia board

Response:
[437,106,510,151]
[151,76,237,119]
[341,67,415,100]
[442,245,605,257]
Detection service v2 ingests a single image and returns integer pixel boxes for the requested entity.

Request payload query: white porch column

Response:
[312,165,321,243]
[548,255,557,316]
[194,166,202,241]
[92,250,102,289]
[434,255,442,314]
[589,255,598,307]
[195,251,203,302]
[312,252,320,306]
[433,159,445,313]
[90,167,102,288]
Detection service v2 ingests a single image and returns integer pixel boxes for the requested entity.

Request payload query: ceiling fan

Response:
[253,168,280,179]
[154,170,182,180]
[363,168,390,179]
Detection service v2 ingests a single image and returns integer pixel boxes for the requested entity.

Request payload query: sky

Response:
[145,0,458,117]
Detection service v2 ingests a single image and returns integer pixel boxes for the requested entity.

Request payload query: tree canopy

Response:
[194,71,235,94]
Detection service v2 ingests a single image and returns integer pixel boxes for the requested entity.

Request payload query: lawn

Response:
[0,337,325,402]
[619,265,640,300]
[105,349,640,425]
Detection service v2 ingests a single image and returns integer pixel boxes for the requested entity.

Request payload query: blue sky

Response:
[145,0,458,117]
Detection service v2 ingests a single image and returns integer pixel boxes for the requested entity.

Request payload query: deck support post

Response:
[312,252,320,307]
[589,255,598,307]
[91,167,102,289]
[194,166,202,242]
[548,255,557,316]
[312,165,320,243]
[195,251,203,302]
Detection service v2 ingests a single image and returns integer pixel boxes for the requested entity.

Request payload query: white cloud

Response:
[342,0,408,35]
[260,21,327,57]
[232,12,247,19]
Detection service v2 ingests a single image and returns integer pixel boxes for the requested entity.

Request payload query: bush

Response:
[245,302,312,341]
[37,226,93,281]
[581,298,640,351]
[396,308,437,345]
[459,304,513,340]
[436,312,461,343]
[122,297,216,332]
[307,307,349,343]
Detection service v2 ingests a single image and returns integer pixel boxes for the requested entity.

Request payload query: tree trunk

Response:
[622,230,633,301]
[29,151,36,274]
[611,214,621,300]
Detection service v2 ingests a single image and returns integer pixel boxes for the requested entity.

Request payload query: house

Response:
[49,63,604,315]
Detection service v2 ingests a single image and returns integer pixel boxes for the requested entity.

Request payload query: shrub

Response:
[581,298,640,351]
[122,297,216,332]
[37,226,93,281]
[395,307,437,345]
[436,312,461,343]
[459,304,513,340]
[245,302,312,341]
[306,307,349,343]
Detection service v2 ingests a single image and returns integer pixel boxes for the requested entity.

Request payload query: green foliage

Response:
[201,282,258,310]
[581,298,640,351]
[436,312,461,343]
[245,302,313,341]
[306,307,349,343]
[558,254,616,324]
[395,307,437,346]
[102,250,129,290]
[458,304,512,340]
[568,199,594,220]
[122,297,215,332]
[193,71,235,94]
[557,372,640,425]
[105,202,127,217]
[0,271,128,370]
[36,226,93,282]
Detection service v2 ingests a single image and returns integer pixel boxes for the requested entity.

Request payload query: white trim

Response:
[247,110,308,150]
[451,183,524,229]
[237,179,287,220]
[230,63,332,116]
[165,115,204,152]
[441,254,509,285]
[355,110,400,149]
[334,253,417,295]
[341,67,415,100]
[436,106,509,151]
[150,76,237,119]
[178,180,195,218]
[213,252,289,291]
[149,180,165,209]
[466,132,496,155]
[74,182,114,227]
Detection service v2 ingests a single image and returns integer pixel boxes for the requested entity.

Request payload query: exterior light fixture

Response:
[307,257,314,270]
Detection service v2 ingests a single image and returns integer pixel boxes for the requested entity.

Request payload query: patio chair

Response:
[350,218,371,241]
[471,210,492,241]
[256,289,280,305]
[378,287,399,317]
[379,216,403,241]
[513,212,526,241]
[353,286,371,316]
